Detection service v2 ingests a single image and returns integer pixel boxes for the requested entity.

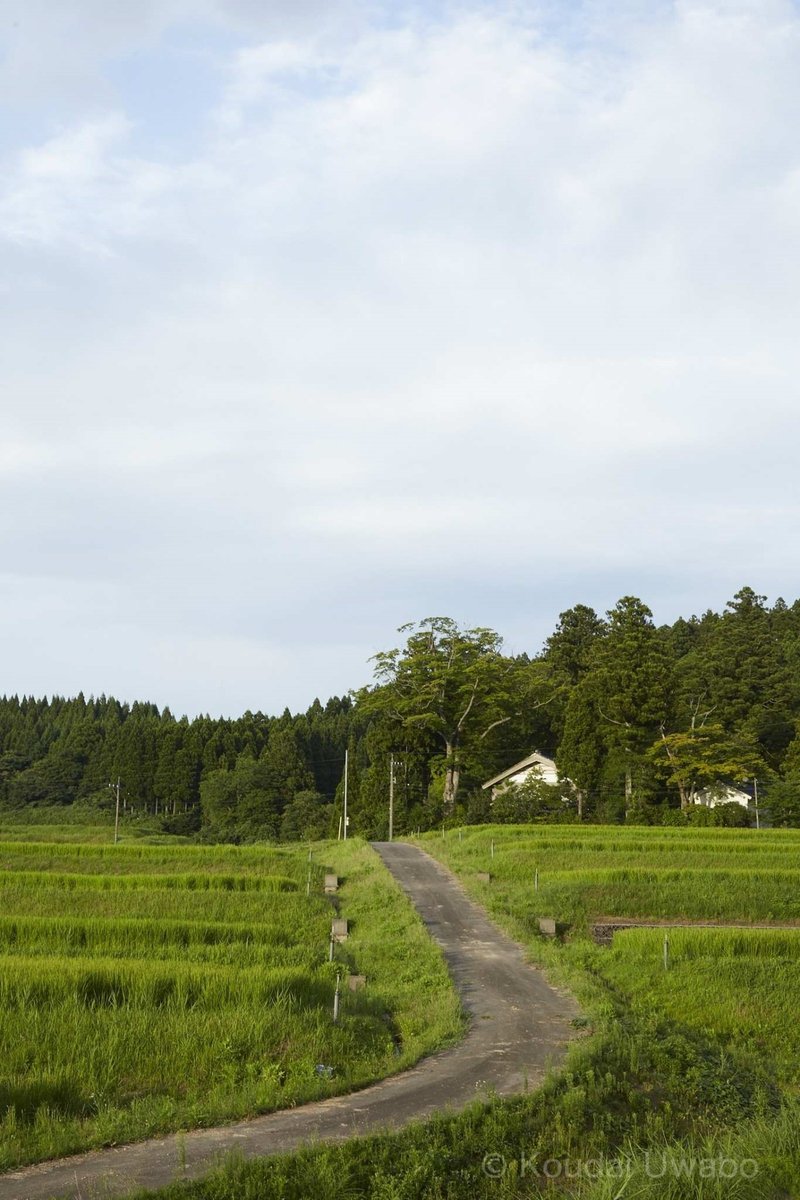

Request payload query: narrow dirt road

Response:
[0,842,578,1200]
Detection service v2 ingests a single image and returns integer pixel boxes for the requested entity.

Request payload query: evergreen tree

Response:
[585,597,673,807]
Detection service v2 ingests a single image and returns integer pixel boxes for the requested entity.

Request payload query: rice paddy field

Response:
[422,825,800,1072]
[0,834,462,1171]
[129,824,800,1200]
[426,824,800,925]
[5,821,800,1199]
[410,825,800,1197]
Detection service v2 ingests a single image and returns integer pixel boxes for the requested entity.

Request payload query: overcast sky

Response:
[1,0,799,717]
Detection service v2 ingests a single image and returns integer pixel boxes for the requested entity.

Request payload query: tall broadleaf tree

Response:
[647,724,764,809]
[360,618,531,813]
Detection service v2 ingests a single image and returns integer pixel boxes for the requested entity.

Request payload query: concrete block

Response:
[331,918,349,942]
[324,874,339,894]
[538,917,571,938]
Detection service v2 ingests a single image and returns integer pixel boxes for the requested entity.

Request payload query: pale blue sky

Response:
[2,0,800,716]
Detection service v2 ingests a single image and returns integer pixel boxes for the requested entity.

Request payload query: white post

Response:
[333,973,341,1023]
[663,933,670,971]
[111,778,121,845]
[754,777,760,830]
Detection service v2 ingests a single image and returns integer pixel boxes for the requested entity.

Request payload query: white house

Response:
[694,783,753,809]
[482,751,560,799]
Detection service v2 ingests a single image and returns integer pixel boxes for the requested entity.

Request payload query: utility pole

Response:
[754,777,760,830]
[343,748,349,841]
[388,754,394,842]
[109,777,121,845]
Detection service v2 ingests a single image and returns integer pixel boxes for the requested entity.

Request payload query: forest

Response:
[2,586,800,836]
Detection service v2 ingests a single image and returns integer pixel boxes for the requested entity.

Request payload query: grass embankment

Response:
[0,838,462,1170]
[130,825,800,1200]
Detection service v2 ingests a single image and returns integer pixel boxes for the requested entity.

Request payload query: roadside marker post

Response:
[333,974,341,1023]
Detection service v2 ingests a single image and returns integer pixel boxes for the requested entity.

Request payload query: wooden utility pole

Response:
[388,754,394,842]
[343,748,349,841]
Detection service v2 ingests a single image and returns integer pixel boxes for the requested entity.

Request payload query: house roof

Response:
[696,781,756,802]
[481,751,557,791]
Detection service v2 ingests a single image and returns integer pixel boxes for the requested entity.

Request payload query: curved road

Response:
[0,842,578,1200]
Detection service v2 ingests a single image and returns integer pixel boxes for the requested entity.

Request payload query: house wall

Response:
[695,786,751,809]
[506,762,559,787]
[490,760,561,801]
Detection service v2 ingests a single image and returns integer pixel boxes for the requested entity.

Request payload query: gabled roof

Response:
[696,780,756,802]
[481,751,557,791]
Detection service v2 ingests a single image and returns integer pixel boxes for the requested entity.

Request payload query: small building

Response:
[482,751,560,800]
[694,782,753,809]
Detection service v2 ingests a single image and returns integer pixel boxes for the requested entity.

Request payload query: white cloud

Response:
[2,0,800,712]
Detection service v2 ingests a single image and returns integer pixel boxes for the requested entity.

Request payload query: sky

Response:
[1,0,800,718]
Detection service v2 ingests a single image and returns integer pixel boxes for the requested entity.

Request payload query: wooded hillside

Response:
[3,587,800,834]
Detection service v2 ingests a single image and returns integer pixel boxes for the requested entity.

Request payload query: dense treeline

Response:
[0,695,355,840]
[3,586,800,836]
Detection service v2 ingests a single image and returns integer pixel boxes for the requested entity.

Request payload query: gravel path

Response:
[0,841,578,1200]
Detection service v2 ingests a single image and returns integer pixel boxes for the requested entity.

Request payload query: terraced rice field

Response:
[427,825,800,926]
[119,826,800,1200]
[0,838,461,1170]
[421,825,800,1096]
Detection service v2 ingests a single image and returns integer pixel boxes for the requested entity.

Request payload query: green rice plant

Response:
[85,825,800,1200]
[613,925,800,960]
[0,840,313,875]
[0,869,300,891]
[0,914,329,967]
[0,836,463,1171]
[599,927,800,1086]
[422,826,800,925]
[0,883,297,922]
